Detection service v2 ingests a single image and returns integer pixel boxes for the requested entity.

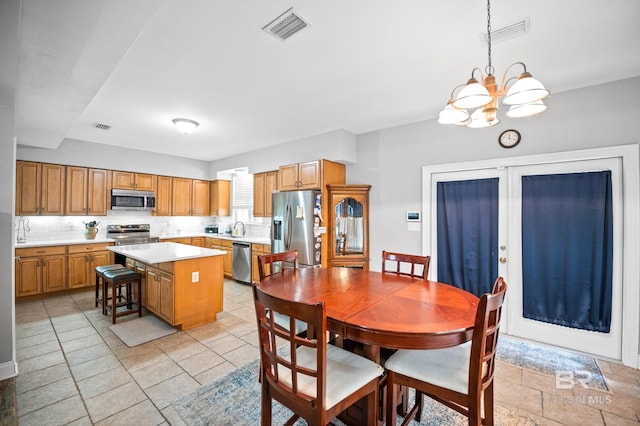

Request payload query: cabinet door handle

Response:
[15,256,21,261]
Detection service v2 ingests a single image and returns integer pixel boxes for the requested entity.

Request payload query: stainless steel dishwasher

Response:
[232,241,252,284]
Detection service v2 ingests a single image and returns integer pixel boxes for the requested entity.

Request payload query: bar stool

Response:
[95,264,126,314]
[102,268,143,324]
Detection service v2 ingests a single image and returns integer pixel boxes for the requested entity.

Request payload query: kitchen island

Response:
[108,242,226,330]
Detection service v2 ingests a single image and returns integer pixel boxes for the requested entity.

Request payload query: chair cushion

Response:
[102,268,142,282]
[95,264,125,274]
[273,312,308,335]
[278,344,383,410]
[384,341,471,395]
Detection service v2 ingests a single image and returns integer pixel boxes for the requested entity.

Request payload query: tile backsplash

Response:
[14,211,270,242]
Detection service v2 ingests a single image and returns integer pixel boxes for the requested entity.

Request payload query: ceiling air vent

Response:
[262,7,310,41]
[480,17,530,46]
[93,122,111,130]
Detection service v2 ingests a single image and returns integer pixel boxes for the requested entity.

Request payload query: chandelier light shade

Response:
[172,118,200,134]
[439,0,549,128]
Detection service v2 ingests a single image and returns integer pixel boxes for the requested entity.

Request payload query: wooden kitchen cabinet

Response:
[209,238,233,278]
[155,175,172,216]
[326,184,371,270]
[210,180,230,216]
[65,166,108,215]
[253,171,278,217]
[279,160,345,191]
[16,161,65,216]
[171,177,209,216]
[126,259,147,308]
[111,171,156,191]
[145,266,174,324]
[67,243,113,289]
[251,243,271,283]
[15,246,67,297]
[191,237,206,247]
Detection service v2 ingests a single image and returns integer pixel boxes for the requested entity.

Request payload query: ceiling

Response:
[14,0,640,161]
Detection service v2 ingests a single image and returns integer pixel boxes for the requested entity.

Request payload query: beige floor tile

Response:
[494,378,543,415]
[52,318,93,333]
[60,332,105,354]
[17,350,66,375]
[604,371,640,398]
[17,395,88,426]
[70,353,122,382]
[541,392,605,425]
[222,343,259,367]
[574,388,640,422]
[66,342,113,366]
[226,321,256,337]
[522,370,576,397]
[178,349,225,376]
[153,331,197,351]
[207,333,247,355]
[494,360,523,384]
[16,339,61,361]
[194,360,238,385]
[16,363,72,394]
[84,381,147,423]
[66,416,94,426]
[95,399,165,426]
[16,331,58,349]
[77,365,134,400]
[129,356,185,390]
[116,344,170,372]
[17,376,78,416]
[601,410,640,425]
[144,373,200,410]
[56,325,99,343]
[161,405,187,426]
[240,329,259,346]
[15,322,54,339]
[162,340,208,362]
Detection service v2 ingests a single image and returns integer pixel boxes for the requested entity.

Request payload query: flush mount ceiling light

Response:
[438,0,549,128]
[172,118,199,134]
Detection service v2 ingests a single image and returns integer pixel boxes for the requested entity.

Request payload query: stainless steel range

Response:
[107,224,159,265]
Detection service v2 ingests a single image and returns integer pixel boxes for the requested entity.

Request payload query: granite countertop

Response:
[107,242,226,263]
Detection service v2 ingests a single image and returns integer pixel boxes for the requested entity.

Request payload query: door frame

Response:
[422,144,639,368]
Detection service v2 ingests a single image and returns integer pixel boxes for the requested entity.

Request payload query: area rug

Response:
[172,358,537,426]
[109,315,176,347]
[496,336,609,391]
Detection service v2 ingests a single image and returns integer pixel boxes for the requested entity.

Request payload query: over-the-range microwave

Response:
[111,189,156,211]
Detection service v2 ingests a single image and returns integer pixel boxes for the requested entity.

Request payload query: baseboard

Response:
[0,360,18,381]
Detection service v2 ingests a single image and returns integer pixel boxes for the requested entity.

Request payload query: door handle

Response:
[499,257,507,264]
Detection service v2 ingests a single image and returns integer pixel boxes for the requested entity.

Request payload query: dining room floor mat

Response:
[172,357,537,426]
[497,336,609,391]
[109,315,176,347]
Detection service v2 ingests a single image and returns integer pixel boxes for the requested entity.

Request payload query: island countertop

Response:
[107,242,225,264]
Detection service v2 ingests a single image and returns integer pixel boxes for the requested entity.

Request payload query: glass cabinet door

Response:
[334,197,364,256]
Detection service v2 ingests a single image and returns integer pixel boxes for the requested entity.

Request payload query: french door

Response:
[423,146,639,365]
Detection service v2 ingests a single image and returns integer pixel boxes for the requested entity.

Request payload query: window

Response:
[232,173,253,222]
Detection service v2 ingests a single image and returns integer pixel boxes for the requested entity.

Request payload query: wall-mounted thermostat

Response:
[406,211,420,222]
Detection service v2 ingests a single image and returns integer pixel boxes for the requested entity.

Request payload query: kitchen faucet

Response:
[233,221,246,237]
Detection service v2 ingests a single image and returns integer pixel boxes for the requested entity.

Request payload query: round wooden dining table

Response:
[257,267,480,360]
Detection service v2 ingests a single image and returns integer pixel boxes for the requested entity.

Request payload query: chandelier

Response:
[438,0,549,128]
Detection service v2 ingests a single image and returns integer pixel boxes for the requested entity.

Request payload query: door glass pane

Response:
[335,198,363,255]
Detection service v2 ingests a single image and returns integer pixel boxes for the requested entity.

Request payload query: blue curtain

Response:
[437,178,498,296]
[522,171,613,332]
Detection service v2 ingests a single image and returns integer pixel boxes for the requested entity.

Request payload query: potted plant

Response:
[83,220,100,240]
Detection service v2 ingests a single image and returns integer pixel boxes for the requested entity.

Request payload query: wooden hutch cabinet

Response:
[326,184,371,269]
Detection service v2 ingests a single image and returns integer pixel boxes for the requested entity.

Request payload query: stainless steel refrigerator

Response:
[271,190,322,267]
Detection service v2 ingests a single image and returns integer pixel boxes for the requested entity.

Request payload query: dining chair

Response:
[381,251,431,280]
[384,277,507,426]
[258,250,299,281]
[253,284,384,425]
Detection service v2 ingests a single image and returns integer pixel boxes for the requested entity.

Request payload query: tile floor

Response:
[10,280,640,425]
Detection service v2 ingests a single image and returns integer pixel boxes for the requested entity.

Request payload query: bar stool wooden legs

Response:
[101,268,143,324]
[95,264,125,314]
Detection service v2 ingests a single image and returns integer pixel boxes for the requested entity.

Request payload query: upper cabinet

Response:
[65,167,108,216]
[155,175,172,216]
[326,184,371,269]
[210,180,230,216]
[16,161,65,216]
[171,178,210,216]
[253,171,278,217]
[279,160,345,191]
[111,171,156,191]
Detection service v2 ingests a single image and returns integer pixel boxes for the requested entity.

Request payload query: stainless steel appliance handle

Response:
[284,204,292,250]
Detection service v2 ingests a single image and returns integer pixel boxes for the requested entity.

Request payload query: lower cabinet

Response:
[251,243,271,284]
[145,266,174,324]
[208,238,233,278]
[15,246,67,297]
[67,243,113,289]
[126,259,147,309]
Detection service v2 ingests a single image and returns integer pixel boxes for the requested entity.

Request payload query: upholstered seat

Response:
[102,268,143,324]
[95,264,126,314]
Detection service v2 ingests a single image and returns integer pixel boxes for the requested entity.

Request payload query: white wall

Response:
[0,0,20,380]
